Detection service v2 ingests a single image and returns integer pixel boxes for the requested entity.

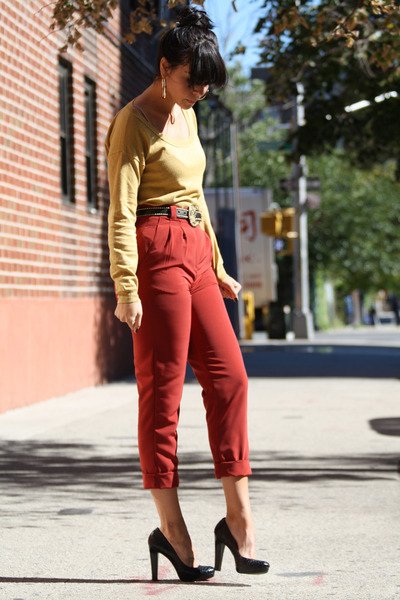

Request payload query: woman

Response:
[105,6,269,582]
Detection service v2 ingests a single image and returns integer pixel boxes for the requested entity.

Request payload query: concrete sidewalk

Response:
[1,376,400,599]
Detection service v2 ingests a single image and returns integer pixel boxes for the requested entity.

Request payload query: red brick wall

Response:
[0,0,154,413]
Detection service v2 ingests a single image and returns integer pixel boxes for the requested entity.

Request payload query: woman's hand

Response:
[219,275,241,301]
[114,301,143,333]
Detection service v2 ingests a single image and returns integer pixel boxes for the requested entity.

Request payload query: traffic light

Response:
[260,208,298,255]
[260,210,283,237]
[260,208,297,239]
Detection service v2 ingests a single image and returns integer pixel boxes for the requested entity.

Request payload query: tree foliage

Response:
[254,1,400,177]
[308,153,400,292]
[256,0,400,76]
[49,0,119,51]
[220,64,291,197]
[222,64,400,295]
[48,0,206,51]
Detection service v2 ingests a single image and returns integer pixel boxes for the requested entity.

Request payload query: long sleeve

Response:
[105,106,147,303]
[107,150,143,303]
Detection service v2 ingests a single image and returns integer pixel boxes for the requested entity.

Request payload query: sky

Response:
[202,0,265,75]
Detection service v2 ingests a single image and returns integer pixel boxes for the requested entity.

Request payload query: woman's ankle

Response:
[225,513,256,559]
[160,524,197,567]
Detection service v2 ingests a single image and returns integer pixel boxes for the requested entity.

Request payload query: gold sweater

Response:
[105,101,227,303]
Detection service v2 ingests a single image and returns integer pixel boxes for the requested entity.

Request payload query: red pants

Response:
[133,207,251,489]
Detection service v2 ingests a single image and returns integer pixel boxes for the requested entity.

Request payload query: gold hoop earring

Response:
[161,78,167,99]
[198,91,208,101]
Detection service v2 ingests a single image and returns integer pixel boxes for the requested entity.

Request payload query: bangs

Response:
[188,41,228,88]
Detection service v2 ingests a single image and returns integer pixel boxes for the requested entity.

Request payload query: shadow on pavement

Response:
[369,417,400,436]
[248,450,399,483]
[0,440,143,492]
[0,576,248,588]
[0,441,398,495]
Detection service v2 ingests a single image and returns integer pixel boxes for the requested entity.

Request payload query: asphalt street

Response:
[240,326,400,378]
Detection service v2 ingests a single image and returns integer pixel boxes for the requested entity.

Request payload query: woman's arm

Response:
[105,108,147,307]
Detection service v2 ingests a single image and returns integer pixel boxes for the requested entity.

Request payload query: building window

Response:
[84,78,97,208]
[58,59,74,203]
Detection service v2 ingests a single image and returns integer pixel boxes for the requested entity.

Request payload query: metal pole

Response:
[231,119,245,340]
[293,82,314,339]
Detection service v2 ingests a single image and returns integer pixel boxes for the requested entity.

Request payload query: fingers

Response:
[128,314,137,331]
[131,311,142,333]
[127,310,142,334]
[231,281,241,301]
[219,283,239,301]
[220,276,241,302]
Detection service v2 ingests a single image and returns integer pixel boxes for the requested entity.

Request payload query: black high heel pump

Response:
[148,528,215,582]
[214,518,269,575]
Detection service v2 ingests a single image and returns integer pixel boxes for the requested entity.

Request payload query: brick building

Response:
[0,1,167,413]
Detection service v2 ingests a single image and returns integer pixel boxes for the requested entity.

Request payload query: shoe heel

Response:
[214,518,269,575]
[149,547,158,581]
[148,528,214,582]
[214,538,225,571]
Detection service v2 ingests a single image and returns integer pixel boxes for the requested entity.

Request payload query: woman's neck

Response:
[142,80,180,122]
[133,81,189,140]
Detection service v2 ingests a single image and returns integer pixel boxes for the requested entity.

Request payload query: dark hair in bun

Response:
[156,6,227,88]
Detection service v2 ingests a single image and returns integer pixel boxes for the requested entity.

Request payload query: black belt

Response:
[136,205,202,227]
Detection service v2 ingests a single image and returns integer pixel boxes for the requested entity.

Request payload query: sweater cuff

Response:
[116,292,140,304]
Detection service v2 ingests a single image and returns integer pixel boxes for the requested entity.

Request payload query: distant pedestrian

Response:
[105,5,268,583]
[344,294,354,325]
[389,294,400,325]
[368,304,377,326]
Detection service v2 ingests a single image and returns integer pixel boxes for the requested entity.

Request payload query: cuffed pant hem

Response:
[214,460,252,479]
[142,470,179,489]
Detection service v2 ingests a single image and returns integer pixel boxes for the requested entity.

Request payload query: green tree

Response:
[254,0,400,178]
[308,153,400,292]
[220,64,400,308]
[220,63,291,197]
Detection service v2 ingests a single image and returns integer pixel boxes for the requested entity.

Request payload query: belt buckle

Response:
[188,205,200,227]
